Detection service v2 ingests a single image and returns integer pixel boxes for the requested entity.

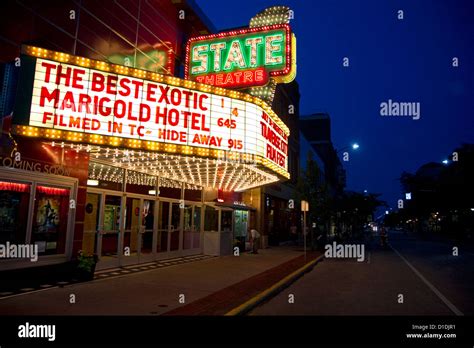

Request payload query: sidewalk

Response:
[0,247,321,316]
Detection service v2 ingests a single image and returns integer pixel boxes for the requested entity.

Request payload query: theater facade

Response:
[0,2,296,271]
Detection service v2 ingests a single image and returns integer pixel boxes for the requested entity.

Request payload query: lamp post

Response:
[301,200,309,261]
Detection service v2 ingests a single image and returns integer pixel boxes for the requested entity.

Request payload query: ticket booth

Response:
[203,204,233,256]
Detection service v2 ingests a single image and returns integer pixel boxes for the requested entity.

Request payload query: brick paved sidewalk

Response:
[163,251,322,315]
[0,247,318,315]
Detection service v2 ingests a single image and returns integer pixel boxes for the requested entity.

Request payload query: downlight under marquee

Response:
[12,46,290,192]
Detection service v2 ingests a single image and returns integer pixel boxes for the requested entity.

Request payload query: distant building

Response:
[299,113,347,237]
[299,113,346,197]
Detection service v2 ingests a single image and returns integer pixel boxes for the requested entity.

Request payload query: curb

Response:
[225,254,325,316]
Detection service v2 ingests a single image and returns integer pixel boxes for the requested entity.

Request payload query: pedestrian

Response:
[249,227,261,254]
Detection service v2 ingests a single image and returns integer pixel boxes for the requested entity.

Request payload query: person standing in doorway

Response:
[250,227,261,254]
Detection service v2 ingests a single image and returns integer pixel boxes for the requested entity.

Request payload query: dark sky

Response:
[196,0,474,208]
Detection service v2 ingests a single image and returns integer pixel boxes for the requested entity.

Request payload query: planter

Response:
[75,262,97,281]
[75,253,98,281]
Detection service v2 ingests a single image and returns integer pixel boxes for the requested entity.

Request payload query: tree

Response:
[337,191,386,239]
[398,143,474,238]
[296,151,331,248]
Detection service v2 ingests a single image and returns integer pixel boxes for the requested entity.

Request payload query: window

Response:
[31,185,70,255]
[0,181,31,244]
[204,206,218,231]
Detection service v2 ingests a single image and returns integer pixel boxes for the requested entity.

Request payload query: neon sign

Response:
[185,24,295,89]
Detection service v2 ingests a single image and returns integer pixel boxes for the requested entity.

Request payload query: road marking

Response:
[0,286,59,301]
[390,244,464,316]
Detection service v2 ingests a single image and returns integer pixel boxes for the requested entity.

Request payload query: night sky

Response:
[196,0,474,208]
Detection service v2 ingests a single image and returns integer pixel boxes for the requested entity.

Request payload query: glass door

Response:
[220,209,234,255]
[124,197,141,256]
[234,210,248,252]
[169,202,181,251]
[101,194,121,257]
[141,200,155,254]
[203,205,218,255]
[157,201,169,253]
[84,192,101,255]
[183,204,193,250]
[192,206,201,249]
[183,204,201,251]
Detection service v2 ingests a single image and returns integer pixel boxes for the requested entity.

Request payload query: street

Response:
[250,230,474,315]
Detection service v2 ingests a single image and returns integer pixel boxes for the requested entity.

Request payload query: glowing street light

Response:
[442,159,449,165]
[301,200,309,261]
[336,142,360,155]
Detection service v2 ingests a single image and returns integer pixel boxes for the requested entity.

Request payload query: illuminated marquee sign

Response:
[185,24,294,89]
[13,47,289,177]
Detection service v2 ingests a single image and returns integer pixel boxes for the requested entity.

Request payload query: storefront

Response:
[0,134,86,270]
[82,168,205,269]
[0,169,76,265]
[0,43,290,270]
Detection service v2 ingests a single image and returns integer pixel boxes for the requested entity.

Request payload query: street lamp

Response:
[335,143,360,164]
[301,200,309,260]
[442,159,449,165]
[338,143,360,153]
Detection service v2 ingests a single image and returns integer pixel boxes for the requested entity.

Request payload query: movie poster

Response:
[35,198,61,234]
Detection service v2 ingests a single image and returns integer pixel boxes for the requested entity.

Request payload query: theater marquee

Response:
[12,46,289,181]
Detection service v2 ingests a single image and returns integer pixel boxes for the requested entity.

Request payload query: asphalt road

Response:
[249,230,474,315]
